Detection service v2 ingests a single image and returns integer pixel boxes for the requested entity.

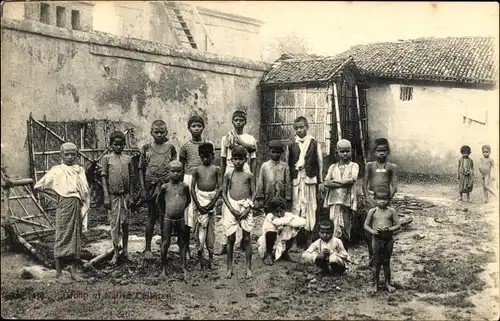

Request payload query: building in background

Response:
[334,36,498,175]
[2,1,264,61]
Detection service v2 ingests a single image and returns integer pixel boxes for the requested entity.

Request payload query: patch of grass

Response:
[418,292,475,308]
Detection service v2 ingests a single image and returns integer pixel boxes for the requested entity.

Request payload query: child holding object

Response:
[364,191,401,293]
[222,145,256,279]
[258,197,305,265]
[479,145,496,203]
[157,161,191,279]
[458,145,474,202]
[301,219,349,276]
[101,131,134,265]
[34,142,91,284]
[323,139,359,249]
[190,142,222,270]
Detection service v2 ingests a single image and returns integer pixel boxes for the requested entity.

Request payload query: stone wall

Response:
[1,17,268,177]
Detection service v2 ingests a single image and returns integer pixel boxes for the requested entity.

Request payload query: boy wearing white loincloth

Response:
[34,142,90,284]
[179,115,213,260]
[190,142,222,270]
[221,146,255,279]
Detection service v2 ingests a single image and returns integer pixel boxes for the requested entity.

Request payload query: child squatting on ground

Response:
[100,131,134,265]
[362,138,398,267]
[287,116,323,247]
[256,140,292,213]
[139,120,177,260]
[157,160,191,279]
[258,196,306,265]
[479,145,496,203]
[190,142,222,270]
[458,145,474,202]
[364,191,401,294]
[323,139,359,249]
[301,219,349,276]
[219,110,258,255]
[222,145,255,279]
[34,142,91,284]
[179,115,213,260]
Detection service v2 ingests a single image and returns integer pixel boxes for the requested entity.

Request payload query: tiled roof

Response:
[336,36,496,85]
[261,56,354,85]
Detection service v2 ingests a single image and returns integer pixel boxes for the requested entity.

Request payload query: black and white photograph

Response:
[0,1,498,319]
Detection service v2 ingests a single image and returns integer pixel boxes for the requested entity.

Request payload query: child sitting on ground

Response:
[256,140,292,213]
[323,139,359,249]
[258,197,305,265]
[479,145,495,203]
[458,145,474,202]
[101,131,134,265]
[364,191,401,293]
[157,161,191,279]
[34,142,91,284]
[190,142,222,270]
[302,219,349,276]
[222,145,255,279]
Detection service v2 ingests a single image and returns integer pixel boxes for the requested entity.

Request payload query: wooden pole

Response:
[332,83,342,141]
[355,85,367,164]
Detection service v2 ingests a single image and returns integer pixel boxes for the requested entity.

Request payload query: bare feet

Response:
[207,261,213,270]
[186,250,191,261]
[70,271,84,282]
[159,270,167,279]
[144,251,154,260]
[182,269,188,280]
[196,262,203,271]
[263,255,273,266]
[217,247,227,256]
[387,284,396,293]
[225,268,233,279]
[245,269,253,279]
[110,254,119,266]
[370,285,378,294]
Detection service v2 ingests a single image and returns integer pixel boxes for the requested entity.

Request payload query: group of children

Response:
[32,109,495,293]
[457,144,496,203]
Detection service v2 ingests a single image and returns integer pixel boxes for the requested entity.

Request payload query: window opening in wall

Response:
[71,10,81,30]
[56,6,66,28]
[40,3,51,24]
[400,86,413,101]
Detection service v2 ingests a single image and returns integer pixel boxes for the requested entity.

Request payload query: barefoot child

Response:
[364,191,401,293]
[458,145,474,202]
[301,219,349,275]
[190,142,222,270]
[479,145,496,203]
[34,142,90,283]
[179,115,213,260]
[139,120,177,260]
[101,131,134,264]
[287,116,323,247]
[362,138,398,267]
[258,197,305,265]
[256,140,292,212]
[219,110,258,255]
[323,139,359,249]
[222,146,255,278]
[157,160,191,278]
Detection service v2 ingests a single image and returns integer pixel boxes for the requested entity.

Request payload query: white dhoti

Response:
[195,188,217,253]
[292,170,317,231]
[257,213,305,260]
[222,196,254,236]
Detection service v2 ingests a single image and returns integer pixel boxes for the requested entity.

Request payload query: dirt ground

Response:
[1,180,499,320]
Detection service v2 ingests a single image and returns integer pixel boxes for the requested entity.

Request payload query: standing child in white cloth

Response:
[287,116,323,247]
[34,142,90,284]
[258,197,305,265]
[179,115,212,260]
[219,110,258,255]
[190,142,221,270]
[222,145,255,279]
[323,139,359,249]
[101,131,134,265]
